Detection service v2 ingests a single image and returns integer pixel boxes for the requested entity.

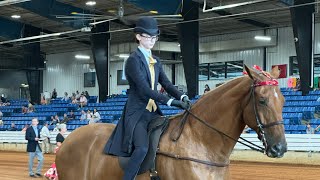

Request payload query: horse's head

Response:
[243,65,287,158]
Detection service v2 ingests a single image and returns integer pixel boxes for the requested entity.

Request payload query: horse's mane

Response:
[168,76,247,120]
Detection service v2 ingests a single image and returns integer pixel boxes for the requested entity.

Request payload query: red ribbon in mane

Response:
[243,65,279,87]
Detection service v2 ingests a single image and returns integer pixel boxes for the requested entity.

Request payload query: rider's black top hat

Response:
[134,16,160,36]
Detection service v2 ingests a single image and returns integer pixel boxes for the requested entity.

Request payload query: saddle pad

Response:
[119,116,169,174]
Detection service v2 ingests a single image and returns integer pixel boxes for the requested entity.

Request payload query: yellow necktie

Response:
[146,56,157,112]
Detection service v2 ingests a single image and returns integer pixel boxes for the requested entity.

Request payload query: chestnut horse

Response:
[56,65,287,180]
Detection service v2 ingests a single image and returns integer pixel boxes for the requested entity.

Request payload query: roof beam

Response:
[17,0,91,29]
[199,3,270,28]
[0,17,23,47]
[279,0,294,6]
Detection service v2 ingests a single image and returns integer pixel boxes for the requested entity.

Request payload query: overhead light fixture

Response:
[202,0,269,12]
[116,54,130,58]
[150,10,158,14]
[75,55,90,59]
[0,0,31,7]
[254,35,271,41]
[86,1,96,6]
[11,15,21,19]
[107,9,116,13]
[177,43,180,47]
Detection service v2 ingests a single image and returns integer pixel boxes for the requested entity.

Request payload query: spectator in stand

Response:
[51,88,57,99]
[71,96,77,104]
[293,78,301,91]
[80,110,87,121]
[86,110,93,120]
[50,115,60,125]
[68,110,75,120]
[306,123,315,134]
[22,106,28,114]
[1,94,7,103]
[43,91,51,104]
[40,95,46,105]
[63,92,69,101]
[89,108,101,124]
[75,90,81,101]
[49,116,55,125]
[26,118,43,178]
[28,103,35,113]
[40,122,50,154]
[85,91,90,100]
[22,124,29,133]
[8,123,17,131]
[61,113,70,124]
[204,84,210,93]
[79,94,88,108]
[54,115,60,122]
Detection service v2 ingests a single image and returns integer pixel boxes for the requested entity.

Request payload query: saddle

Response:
[119,116,170,176]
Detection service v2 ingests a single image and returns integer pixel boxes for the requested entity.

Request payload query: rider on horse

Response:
[104,17,191,180]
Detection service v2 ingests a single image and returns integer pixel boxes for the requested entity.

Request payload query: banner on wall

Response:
[272,64,287,78]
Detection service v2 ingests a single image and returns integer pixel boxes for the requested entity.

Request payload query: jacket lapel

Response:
[136,49,151,85]
[30,127,36,137]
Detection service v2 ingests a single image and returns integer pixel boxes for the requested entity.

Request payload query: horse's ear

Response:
[270,66,280,79]
[244,65,262,81]
[244,65,254,80]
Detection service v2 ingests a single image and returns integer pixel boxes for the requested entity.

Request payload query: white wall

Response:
[43,50,99,97]
[109,60,129,95]
[43,24,320,96]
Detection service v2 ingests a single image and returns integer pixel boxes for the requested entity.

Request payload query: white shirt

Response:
[80,96,87,103]
[40,126,50,138]
[93,112,101,120]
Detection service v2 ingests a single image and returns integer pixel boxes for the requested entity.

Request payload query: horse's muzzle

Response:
[267,142,287,158]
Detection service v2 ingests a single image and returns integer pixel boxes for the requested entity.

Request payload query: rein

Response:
[158,66,284,167]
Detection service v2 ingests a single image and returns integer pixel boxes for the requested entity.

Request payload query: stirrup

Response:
[150,170,160,180]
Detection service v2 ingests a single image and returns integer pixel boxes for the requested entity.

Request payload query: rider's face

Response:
[136,33,158,50]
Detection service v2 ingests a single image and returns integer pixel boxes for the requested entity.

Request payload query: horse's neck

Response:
[162,77,252,164]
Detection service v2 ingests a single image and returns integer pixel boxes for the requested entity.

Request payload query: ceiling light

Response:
[0,0,31,7]
[203,0,269,12]
[11,15,21,19]
[116,54,130,58]
[108,9,116,13]
[86,1,96,6]
[150,10,158,14]
[177,43,180,47]
[75,55,90,59]
[254,35,271,41]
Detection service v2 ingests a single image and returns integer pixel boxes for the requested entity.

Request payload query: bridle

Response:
[247,65,284,151]
[157,65,284,167]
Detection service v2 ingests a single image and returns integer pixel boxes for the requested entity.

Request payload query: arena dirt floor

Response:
[1,151,320,180]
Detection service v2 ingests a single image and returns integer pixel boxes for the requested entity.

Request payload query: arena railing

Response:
[0,132,319,152]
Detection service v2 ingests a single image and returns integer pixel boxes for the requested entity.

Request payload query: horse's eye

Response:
[259,98,267,105]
